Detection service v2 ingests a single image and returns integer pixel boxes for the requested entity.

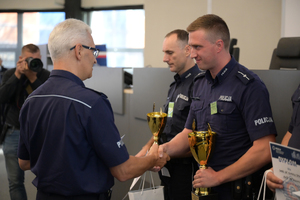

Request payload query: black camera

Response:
[25,57,43,72]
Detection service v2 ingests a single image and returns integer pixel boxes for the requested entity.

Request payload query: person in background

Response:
[17,18,169,200]
[157,14,277,200]
[0,57,8,83]
[0,44,50,200]
[136,29,200,200]
[266,83,300,192]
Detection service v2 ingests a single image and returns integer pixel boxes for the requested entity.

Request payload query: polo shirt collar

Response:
[50,70,85,87]
[205,56,237,85]
[174,64,199,83]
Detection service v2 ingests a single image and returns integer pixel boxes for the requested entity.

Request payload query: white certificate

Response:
[270,142,300,200]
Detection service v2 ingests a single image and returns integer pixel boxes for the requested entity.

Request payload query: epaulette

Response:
[86,88,108,99]
[194,70,206,81]
[235,70,254,85]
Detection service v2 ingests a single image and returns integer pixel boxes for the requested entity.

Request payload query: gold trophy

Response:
[188,121,218,200]
[147,104,167,144]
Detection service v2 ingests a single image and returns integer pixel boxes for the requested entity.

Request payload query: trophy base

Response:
[191,192,218,200]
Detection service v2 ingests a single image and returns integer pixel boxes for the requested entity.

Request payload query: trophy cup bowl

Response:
[188,129,217,200]
[147,112,167,144]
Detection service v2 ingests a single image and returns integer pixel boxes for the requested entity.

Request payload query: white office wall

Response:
[144,0,207,68]
[144,0,281,70]
[212,0,281,70]
[282,0,300,37]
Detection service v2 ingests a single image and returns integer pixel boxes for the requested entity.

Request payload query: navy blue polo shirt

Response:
[186,57,277,171]
[18,70,129,196]
[288,83,300,149]
[162,64,201,142]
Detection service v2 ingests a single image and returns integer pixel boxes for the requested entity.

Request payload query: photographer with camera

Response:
[0,44,50,200]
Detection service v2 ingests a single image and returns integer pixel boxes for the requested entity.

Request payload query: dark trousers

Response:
[36,190,111,200]
[159,158,198,200]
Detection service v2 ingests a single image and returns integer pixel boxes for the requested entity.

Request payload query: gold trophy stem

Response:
[189,122,217,199]
[153,135,159,144]
[194,165,210,196]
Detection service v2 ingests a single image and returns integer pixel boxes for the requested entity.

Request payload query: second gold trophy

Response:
[147,104,167,145]
[188,122,218,200]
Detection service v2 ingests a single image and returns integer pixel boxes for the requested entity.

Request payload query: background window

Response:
[90,9,145,68]
[0,12,65,68]
[23,12,65,46]
[0,13,18,67]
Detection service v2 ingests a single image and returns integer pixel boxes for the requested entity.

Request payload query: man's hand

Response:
[135,137,154,158]
[15,56,37,82]
[193,167,221,188]
[147,143,169,171]
[147,143,169,172]
[266,168,283,192]
[15,56,27,78]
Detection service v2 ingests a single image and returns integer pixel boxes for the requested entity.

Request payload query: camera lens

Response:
[25,57,43,72]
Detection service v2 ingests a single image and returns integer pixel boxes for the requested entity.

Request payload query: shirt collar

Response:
[174,64,199,83]
[50,70,85,87]
[205,56,237,85]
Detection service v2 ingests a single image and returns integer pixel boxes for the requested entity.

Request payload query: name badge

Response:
[210,101,217,115]
[168,102,174,117]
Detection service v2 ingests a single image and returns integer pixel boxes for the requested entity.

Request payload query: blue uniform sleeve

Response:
[240,80,277,141]
[86,96,129,168]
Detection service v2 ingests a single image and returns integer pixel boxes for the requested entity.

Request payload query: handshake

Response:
[138,110,170,171]
[141,142,170,172]
[135,139,170,172]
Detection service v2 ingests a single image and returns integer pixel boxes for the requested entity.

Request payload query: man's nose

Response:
[190,48,197,58]
[163,54,169,62]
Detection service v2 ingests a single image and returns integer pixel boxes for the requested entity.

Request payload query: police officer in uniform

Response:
[137,29,200,200]
[158,14,277,200]
[266,83,300,192]
[17,18,169,200]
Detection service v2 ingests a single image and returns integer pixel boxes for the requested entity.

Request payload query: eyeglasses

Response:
[70,45,100,59]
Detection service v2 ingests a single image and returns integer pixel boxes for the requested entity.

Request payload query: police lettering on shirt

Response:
[175,93,189,102]
[218,95,232,102]
[117,135,125,148]
[254,117,274,126]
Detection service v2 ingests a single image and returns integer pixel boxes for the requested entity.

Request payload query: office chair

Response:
[229,38,240,62]
[269,37,300,70]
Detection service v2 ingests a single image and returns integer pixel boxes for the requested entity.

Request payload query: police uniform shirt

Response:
[288,83,300,149]
[185,57,277,171]
[18,70,129,196]
[161,64,201,143]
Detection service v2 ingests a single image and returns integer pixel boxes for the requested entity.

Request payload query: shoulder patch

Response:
[194,71,206,81]
[236,71,254,85]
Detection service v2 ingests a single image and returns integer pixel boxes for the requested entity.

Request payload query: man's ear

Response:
[74,44,83,61]
[215,39,224,53]
[185,45,191,57]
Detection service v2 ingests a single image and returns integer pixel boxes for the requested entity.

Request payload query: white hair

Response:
[48,18,92,61]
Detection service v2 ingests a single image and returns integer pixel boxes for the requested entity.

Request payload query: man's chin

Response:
[168,66,176,72]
